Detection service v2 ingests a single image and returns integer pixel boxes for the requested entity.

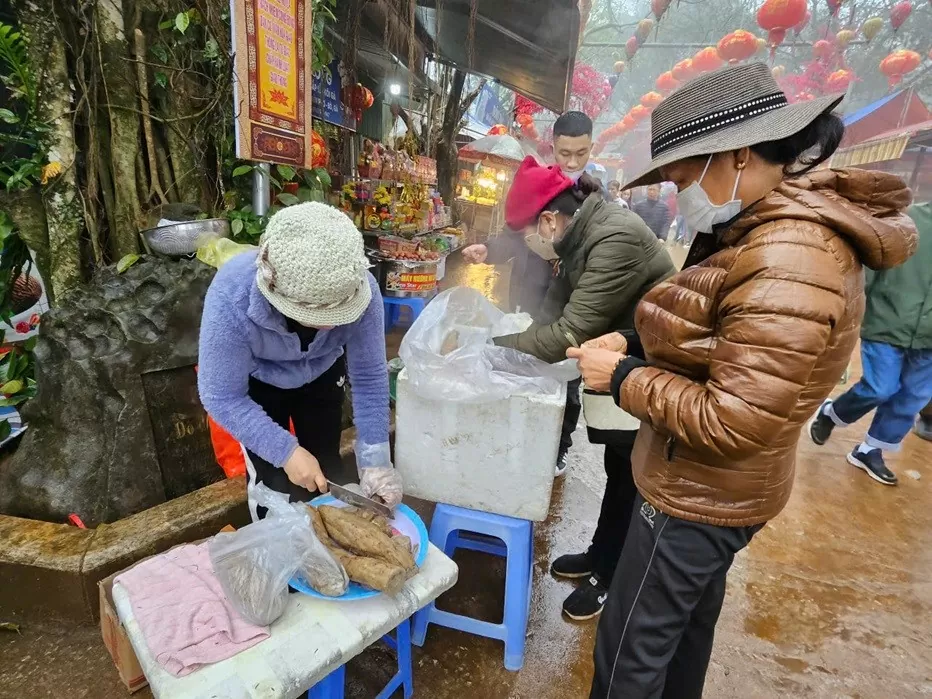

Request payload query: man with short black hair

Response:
[632,183,672,240]
[553,111,594,180]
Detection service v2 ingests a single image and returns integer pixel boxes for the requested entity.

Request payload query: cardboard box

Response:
[99,525,237,693]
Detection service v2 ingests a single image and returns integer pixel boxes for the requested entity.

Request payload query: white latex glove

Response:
[359,467,403,509]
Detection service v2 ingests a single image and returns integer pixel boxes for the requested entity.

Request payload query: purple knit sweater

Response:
[197,251,389,468]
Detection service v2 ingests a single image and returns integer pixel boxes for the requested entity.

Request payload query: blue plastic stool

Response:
[383,296,427,333]
[307,618,413,699]
[411,504,533,671]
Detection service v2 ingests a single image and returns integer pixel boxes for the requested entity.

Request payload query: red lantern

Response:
[637,19,655,41]
[835,29,855,49]
[692,46,724,73]
[717,30,760,63]
[757,0,807,50]
[630,105,651,122]
[671,59,695,82]
[813,39,834,60]
[516,114,534,128]
[651,0,672,20]
[656,71,680,92]
[640,92,664,109]
[827,0,844,16]
[613,60,626,74]
[343,83,374,121]
[880,49,921,86]
[891,1,912,31]
[311,129,329,169]
[625,36,640,60]
[825,69,854,92]
[621,114,637,130]
[487,124,508,136]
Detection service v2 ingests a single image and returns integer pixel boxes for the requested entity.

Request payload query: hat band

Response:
[258,245,362,311]
[651,92,788,158]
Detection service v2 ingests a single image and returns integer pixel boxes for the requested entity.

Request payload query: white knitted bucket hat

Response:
[256,202,372,327]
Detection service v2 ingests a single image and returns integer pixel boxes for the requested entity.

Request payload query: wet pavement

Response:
[4,244,932,698]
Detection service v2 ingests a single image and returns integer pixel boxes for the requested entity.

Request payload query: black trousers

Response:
[245,358,346,519]
[587,439,637,582]
[591,493,763,699]
[559,378,583,458]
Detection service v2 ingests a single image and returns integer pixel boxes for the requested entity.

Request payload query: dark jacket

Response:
[860,202,932,350]
[484,229,554,320]
[632,198,672,240]
[616,169,917,527]
[495,195,676,363]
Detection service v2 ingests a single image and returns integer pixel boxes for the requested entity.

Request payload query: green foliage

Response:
[225,205,266,245]
[312,0,337,74]
[116,254,140,273]
[0,211,34,327]
[0,339,38,409]
[0,23,47,191]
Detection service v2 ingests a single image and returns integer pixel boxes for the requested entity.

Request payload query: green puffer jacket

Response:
[495,195,677,363]
[860,201,932,350]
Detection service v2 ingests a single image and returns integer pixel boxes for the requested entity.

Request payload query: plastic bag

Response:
[398,287,579,403]
[196,238,257,269]
[208,485,348,625]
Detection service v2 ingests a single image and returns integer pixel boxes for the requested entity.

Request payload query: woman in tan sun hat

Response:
[198,202,401,520]
[568,62,918,698]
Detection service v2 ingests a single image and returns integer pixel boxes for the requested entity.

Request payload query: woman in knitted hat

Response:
[568,62,918,698]
[493,155,676,621]
[197,202,400,519]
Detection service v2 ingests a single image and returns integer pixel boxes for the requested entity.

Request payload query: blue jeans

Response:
[828,340,932,450]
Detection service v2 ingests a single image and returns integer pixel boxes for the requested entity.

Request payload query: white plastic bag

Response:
[208,485,348,625]
[398,287,579,403]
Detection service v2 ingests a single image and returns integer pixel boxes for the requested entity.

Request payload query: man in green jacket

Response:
[810,201,932,485]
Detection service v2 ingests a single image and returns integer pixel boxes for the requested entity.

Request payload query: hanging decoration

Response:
[640,92,664,109]
[621,114,637,130]
[651,0,672,20]
[656,71,680,92]
[672,58,695,82]
[626,36,640,60]
[771,65,786,79]
[629,104,651,122]
[757,0,807,53]
[693,46,724,73]
[880,49,921,86]
[827,0,844,16]
[825,69,854,92]
[514,95,544,117]
[487,124,509,136]
[717,30,760,63]
[835,29,855,49]
[516,114,539,141]
[890,1,913,31]
[570,63,613,118]
[813,39,834,61]
[636,19,655,41]
[860,17,883,41]
[613,61,626,74]
[311,129,330,169]
[342,83,374,122]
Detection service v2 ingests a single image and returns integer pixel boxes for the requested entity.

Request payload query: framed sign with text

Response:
[230,0,314,167]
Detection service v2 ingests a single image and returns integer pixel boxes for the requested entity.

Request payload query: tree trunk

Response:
[14,0,84,299]
[434,71,485,206]
[0,190,53,302]
[96,0,143,258]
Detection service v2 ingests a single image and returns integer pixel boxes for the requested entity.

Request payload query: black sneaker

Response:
[550,552,592,579]
[847,448,897,486]
[915,416,932,442]
[555,452,569,478]
[562,576,609,621]
[809,400,836,446]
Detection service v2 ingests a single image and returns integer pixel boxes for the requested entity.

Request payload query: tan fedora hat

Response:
[624,62,845,189]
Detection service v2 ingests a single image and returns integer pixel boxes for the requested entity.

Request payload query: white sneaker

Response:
[555,453,569,477]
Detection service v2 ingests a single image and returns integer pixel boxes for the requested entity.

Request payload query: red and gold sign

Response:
[231,0,315,167]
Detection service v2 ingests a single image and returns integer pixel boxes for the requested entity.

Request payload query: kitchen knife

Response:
[326,481,393,518]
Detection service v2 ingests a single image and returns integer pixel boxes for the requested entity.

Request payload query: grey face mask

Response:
[676,154,743,234]
[524,214,560,261]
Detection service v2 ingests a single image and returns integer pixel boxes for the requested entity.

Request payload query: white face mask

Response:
[676,154,743,234]
[563,169,585,182]
[524,214,560,261]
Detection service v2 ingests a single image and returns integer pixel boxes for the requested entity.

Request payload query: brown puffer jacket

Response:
[620,169,918,527]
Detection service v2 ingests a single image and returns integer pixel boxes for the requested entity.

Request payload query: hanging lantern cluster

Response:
[717,30,760,63]
[651,0,672,20]
[311,129,330,169]
[861,17,883,41]
[636,18,655,41]
[890,1,913,31]
[487,124,508,136]
[835,29,855,49]
[342,83,374,122]
[516,114,539,141]
[880,49,921,86]
[825,69,854,92]
[640,91,664,109]
[812,39,834,61]
[692,46,724,73]
[656,71,680,92]
[671,58,695,82]
[625,36,640,60]
[757,0,807,54]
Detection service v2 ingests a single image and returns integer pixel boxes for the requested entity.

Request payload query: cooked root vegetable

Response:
[329,548,407,594]
[319,505,415,570]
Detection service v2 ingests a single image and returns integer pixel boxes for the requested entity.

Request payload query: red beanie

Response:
[504,156,574,230]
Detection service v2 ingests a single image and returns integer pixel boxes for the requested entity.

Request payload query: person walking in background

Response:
[809,200,932,485]
[632,183,672,240]
[461,110,596,476]
[493,157,675,622]
[607,180,629,208]
[567,62,916,698]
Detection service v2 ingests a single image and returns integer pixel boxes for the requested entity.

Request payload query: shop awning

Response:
[830,119,932,168]
[414,0,579,113]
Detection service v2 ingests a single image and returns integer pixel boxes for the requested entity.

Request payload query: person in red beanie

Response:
[494,155,676,621]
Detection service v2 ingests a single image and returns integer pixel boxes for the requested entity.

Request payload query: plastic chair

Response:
[411,504,533,671]
[306,619,413,699]
[383,296,427,333]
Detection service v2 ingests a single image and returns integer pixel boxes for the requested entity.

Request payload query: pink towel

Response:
[115,542,270,677]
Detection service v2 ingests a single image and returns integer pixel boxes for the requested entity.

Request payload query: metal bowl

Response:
[140,218,231,257]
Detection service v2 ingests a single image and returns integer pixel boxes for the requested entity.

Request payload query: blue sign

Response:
[468,84,509,131]
[312,58,347,128]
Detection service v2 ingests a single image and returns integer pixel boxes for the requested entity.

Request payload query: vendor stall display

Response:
[457,166,508,240]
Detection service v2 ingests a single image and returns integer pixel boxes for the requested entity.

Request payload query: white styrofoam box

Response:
[394,368,566,521]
